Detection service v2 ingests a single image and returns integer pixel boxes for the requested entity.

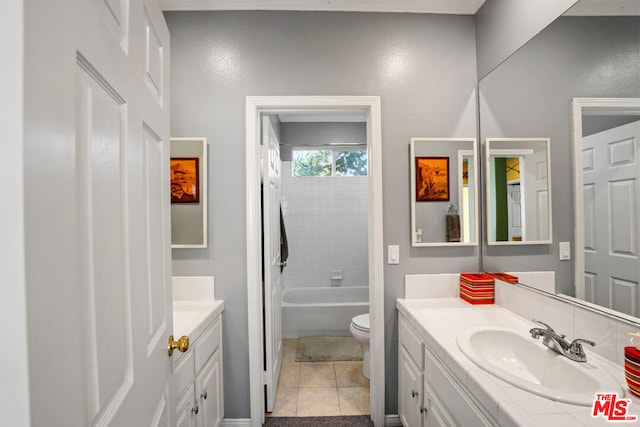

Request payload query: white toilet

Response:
[350,313,370,379]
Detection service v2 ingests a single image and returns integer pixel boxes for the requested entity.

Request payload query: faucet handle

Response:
[531,319,554,332]
[568,338,596,361]
[570,338,596,350]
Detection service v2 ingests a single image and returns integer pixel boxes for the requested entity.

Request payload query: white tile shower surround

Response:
[403,273,640,426]
[280,161,368,289]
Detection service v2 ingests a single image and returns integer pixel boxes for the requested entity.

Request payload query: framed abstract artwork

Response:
[170,157,200,203]
[415,156,450,202]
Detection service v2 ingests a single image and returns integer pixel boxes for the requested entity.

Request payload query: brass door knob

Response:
[168,335,189,356]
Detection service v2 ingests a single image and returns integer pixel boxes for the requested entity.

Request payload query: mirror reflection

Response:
[410,138,478,246]
[479,0,640,321]
[170,137,208,248]
[486,138,552,245]
[573,100,640,317]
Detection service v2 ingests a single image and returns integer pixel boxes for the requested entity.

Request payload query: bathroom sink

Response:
[457,326,623,406]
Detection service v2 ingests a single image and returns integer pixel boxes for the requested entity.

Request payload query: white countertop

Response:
[173,300,224,339]
[397,298,639,427]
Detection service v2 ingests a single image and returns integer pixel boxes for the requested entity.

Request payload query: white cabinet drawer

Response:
[194,318,221,373]
[175,350,195,399]
[399,315,423,368]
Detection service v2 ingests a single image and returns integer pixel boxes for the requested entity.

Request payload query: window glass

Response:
[292,150,332,176]
[335,150,367,176]
[292,148,367,177]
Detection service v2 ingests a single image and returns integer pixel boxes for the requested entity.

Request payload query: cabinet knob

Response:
[411,389,419,398]
[167,335,189,356]
[191,405,199,415]
[201,390,208,400]
[420,405,427,414]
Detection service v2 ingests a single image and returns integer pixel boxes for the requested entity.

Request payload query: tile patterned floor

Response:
[266,339,370,418]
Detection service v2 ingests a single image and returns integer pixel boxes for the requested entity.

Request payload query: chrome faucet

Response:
[529,319,596,362]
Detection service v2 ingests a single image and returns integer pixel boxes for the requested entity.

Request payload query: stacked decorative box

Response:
[486,272,519,284]
[625,333,640,398]
[459,273,495,305]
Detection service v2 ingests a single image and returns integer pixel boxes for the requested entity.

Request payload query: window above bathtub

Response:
[292,146,367,177]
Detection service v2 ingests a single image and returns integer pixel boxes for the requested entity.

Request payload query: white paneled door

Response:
[23,0,172,425]
[262,117,284,414]
[582,120,640,316]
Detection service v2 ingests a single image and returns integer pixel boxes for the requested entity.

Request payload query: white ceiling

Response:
[160,0,487,14]
[160,0,640,15]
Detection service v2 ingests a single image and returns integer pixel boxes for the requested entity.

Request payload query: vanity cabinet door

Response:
[176,384,197,427]
[399,345,423,427]
[423,381,455,427]
[195,350,223,427]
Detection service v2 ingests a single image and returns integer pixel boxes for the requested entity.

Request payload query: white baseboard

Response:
[385,414,402,426]
[220,419,251,427]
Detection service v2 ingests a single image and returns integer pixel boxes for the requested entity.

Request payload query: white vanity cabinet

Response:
[398,314,492,427]
[398,344,423,427]
[398,315,423,427]
[174,315,224,427]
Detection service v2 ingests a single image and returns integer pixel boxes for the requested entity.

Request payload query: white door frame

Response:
[1,1,29,422]
[571,97,640,300]
[245,96,384,426]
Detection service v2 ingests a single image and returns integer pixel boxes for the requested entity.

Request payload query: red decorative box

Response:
[487,272,519,284]
[460,273,495,305]
[625,346,640,398]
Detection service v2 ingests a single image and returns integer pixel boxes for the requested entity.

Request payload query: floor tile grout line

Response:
[272,338,370,418]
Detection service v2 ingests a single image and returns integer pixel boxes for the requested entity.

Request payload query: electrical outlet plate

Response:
[388,245,399,264]
[559,241,571,260]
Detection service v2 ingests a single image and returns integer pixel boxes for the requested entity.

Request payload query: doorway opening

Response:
[271,118,370,418]
[246,96,384,427]
[572,97,640,318]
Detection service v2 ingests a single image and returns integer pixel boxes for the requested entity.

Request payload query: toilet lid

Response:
[352,313,370,331]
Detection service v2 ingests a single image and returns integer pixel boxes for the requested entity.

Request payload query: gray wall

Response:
[280,121,366,160]
[480,16,640,295]
[475,0,579,80]
[166,11,478,417]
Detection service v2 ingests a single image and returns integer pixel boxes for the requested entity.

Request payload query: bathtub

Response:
[282,286,369,338]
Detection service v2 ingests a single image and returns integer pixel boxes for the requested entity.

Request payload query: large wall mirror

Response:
[479,0,640,322]
[485,138,552,245]
[410,138,479,247]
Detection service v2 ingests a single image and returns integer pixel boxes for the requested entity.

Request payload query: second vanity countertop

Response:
[173,300,224,340]
[397,298,638,426]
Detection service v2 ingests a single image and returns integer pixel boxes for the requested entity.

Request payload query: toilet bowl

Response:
[350,313,370,379]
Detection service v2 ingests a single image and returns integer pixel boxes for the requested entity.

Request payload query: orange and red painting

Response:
[415,157,449,201]
[170,158,200,203]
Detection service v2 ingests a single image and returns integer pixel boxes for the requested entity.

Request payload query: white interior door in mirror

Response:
[410,138,479,247]
[170,137,208,248]
[581,120,640,315]
[486,138,552,245]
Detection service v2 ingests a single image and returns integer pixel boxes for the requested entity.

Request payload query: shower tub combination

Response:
[282,286,369,338]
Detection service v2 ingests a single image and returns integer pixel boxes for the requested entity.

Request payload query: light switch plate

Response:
[388,245,399,264]
[559,241,571,260]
